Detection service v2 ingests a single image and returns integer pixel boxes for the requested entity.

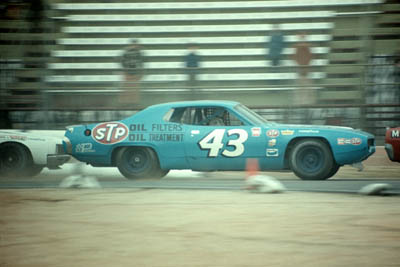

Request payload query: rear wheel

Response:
[289,139,334,180]
[152,169,170,179]
[116,147,161,179]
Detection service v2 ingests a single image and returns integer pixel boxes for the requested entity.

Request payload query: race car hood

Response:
[273,124,372,136]
[264,124,376,148]
[274,124,353,131]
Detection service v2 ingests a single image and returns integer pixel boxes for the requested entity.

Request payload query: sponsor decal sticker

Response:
[0,135,44,142]
[2,135,27,141]
[251,127,261,137]
[337,138,349,145]
[337,137,362,145]
[351,138,362,145]
[266,148,279,157]
[75,143,95,153]
[299,129,319,134]
[92,122,129,144]
[281,130,294,136]
[267,129,279,138]
[268,139,277,147]
[27,137,46,142]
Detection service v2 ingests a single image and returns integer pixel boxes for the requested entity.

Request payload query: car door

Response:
[182,107,266,171]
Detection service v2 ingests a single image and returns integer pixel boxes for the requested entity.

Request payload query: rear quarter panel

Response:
[66,104,188,168]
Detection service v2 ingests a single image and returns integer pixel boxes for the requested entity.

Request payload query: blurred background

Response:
[0,0,399,144]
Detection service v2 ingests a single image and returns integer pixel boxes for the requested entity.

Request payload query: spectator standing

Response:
[292,32,315,107]
[291,32,315,124]
[120,39,144,107]
[267,24,286,68]
[184,43,201,97]
[292,32,312,78]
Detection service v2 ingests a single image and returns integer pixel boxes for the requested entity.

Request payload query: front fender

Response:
[328,135,374,165]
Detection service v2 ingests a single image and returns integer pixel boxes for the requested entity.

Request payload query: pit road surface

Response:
[1,189,400,267]
[1,148,400,267]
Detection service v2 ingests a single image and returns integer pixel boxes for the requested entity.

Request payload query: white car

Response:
[0,130,70,177]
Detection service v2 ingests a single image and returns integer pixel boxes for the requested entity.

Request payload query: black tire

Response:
[289,139,334,180]
[116,147,159,179]
[27,164,44,177]
[0,143,33,178]
[324,163,340,180]
[152,169,170,179]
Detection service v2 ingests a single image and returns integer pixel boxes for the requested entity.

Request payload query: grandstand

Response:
[0,0,399,136]
[46,1,338,107]
[49,0,393,107]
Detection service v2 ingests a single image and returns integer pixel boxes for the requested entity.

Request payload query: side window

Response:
[164,107,198,124]
[181,108,195,124]
[164,106,244,126]
[227,112,244,126]
[201,107,244,126]
[164,108,186,123]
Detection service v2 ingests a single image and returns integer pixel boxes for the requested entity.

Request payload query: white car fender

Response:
[0,131,67,167]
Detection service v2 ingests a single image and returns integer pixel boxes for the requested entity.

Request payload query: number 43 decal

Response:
[198,129,248,157]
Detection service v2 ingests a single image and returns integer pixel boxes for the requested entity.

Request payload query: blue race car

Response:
[63,101,375,180]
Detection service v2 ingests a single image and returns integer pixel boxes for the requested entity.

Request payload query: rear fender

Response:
[111,145,161,167]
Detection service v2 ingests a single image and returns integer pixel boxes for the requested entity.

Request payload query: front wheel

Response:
[0,143,33,178]
[289,139,335,180]
[27,164,44,177]
[116,147,160,179]
[324,163,340,180]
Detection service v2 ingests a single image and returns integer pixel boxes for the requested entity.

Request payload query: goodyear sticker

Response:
[299,129,319,134]
[281,130,294,136]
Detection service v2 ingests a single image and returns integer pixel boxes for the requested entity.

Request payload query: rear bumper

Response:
[47,154,70,169]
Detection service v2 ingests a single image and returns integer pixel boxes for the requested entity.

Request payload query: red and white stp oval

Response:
[92,122,129,144]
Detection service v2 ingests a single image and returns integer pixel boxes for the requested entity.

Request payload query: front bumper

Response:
[47,154,70,169]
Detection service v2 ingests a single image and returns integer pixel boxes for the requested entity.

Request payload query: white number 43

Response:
[198,129,248,157]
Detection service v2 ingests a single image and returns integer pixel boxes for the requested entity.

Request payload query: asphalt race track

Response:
[1,164,400,195]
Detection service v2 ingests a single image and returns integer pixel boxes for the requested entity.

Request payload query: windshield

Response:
[234,104,268,125]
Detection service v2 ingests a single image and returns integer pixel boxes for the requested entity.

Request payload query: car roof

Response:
[148,100,241,110]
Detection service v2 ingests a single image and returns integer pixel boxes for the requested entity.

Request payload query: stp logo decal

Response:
[92,122,128,144]
[267,129,279,138]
